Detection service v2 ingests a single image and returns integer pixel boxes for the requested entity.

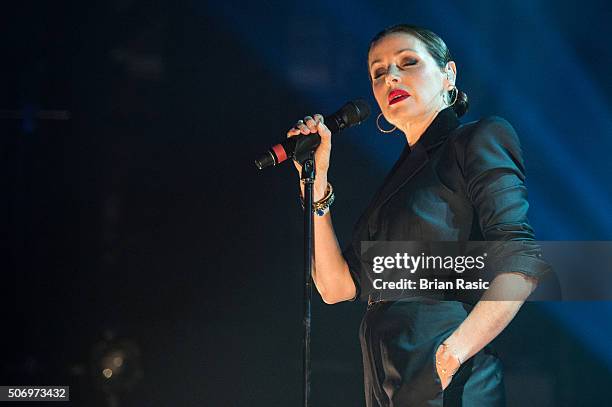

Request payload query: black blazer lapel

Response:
[352,108,461,240]
[369,145,430,215]
[351,145,430,240]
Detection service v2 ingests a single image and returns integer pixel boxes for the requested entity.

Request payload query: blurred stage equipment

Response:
[91,330,143,407]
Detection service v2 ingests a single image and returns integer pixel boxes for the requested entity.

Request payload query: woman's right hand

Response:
[286,113,332,201]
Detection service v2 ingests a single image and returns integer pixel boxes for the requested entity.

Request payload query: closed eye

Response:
[373,69,386,79]
[372,59,418,80]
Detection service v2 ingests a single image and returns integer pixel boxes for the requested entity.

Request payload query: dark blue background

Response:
[3,0,611,405]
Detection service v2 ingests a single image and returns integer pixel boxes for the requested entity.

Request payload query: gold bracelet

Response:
[315,182,333,205]
[300,182,335,216]
[300,182,332,204]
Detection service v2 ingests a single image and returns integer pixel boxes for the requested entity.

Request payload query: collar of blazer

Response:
[414,107,461,152]
[362,107,462,234]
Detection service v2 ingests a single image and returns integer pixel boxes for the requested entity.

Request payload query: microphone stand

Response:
[299,151,315,407]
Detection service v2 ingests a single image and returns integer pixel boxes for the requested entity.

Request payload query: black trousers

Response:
[360,299,505,407]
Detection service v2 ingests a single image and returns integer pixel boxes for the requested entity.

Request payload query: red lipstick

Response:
[388,89,410,105]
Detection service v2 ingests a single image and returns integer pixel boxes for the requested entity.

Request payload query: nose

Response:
[385,64,401,85]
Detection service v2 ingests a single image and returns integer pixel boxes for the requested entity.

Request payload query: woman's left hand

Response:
[435,343,461,390]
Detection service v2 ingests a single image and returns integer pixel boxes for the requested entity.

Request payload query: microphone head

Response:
[329,99,370,133]
[345,99,371,126]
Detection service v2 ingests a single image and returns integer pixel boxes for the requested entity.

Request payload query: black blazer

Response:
[343,107,551,302]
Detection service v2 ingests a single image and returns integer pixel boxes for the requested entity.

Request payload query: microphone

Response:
[254,99,371,169]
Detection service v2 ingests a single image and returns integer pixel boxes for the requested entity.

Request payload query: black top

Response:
[343,107,551,302]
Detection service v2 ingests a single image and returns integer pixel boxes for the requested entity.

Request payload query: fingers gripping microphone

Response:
[254,99,371,169]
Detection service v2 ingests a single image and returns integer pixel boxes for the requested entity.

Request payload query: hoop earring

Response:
[447,87,459,107]
[376,112,396,134]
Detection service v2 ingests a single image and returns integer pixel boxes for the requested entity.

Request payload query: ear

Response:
[444,61,457,89]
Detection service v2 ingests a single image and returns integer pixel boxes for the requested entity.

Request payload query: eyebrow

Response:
[369,48,418,68]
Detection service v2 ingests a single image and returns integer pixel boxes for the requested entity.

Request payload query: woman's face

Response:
[368,32,453,126]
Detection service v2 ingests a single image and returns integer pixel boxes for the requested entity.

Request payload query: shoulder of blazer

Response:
[452,115,524,177]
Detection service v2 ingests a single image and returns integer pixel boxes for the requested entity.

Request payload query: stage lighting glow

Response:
[102,368,113,379]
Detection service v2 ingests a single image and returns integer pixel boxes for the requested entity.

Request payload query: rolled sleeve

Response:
[459,117,551,281]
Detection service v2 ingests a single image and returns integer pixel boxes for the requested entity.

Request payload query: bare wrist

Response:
[314,180,328,201]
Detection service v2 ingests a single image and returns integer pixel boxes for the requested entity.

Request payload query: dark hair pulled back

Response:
[368,24,469,117]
